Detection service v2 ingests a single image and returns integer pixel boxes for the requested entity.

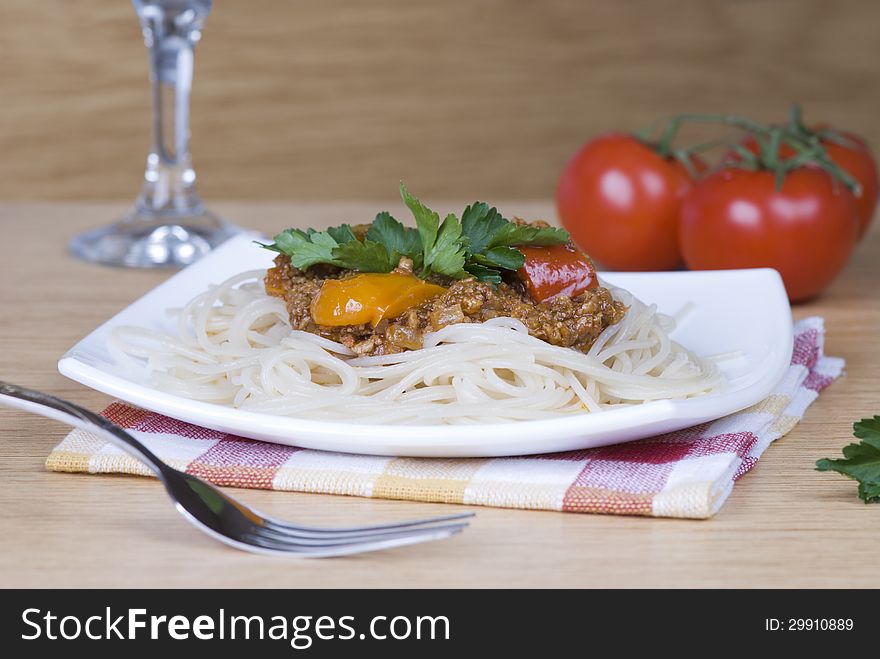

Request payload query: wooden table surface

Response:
[2,201,879,588]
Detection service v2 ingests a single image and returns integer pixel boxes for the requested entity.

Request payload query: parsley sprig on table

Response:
[259,183,570,283]
[816,416,880,503]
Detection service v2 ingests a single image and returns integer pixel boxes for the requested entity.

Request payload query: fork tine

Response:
[213,482,475,539]
[238,526,466,558]
[260,511,476,537]
[177,505,466,557]
[251,520,471,546]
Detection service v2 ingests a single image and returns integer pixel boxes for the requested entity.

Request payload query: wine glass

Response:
[69,0,242,268]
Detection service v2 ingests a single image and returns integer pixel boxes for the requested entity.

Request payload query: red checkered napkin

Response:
[47,317,841,519]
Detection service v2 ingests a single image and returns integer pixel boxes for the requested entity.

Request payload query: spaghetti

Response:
[108,270,723,424]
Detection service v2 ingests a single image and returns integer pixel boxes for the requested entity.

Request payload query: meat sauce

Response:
[264,235,626,357]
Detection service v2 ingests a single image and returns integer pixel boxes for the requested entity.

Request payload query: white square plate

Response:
[59,235,793,457]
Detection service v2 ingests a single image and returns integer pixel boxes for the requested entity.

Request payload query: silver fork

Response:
[0,382,473,557]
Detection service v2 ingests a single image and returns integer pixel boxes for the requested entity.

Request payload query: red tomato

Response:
[517,244,597,302]
[556,133,703,271]
[679,167,859,302]
[738,131,878,239]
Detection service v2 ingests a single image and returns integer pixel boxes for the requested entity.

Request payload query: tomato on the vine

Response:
[556,133,703,271]
[738,130,878,239]
[679,167,859,302]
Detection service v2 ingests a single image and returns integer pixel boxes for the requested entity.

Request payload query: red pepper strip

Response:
[516,244,598,302]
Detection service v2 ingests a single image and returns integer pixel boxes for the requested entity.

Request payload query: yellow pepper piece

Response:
[311,273,447,327]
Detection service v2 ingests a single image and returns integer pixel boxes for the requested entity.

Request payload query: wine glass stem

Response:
[67,1,238,268]
[138,10,204,217]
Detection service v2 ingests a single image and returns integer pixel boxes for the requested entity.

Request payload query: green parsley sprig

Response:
[816,416,880,503]
[258,183,570,283]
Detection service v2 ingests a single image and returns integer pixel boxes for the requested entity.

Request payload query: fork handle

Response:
[0,381,166,477]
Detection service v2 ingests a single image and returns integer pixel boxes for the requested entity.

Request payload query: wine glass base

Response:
[69,210,245,268]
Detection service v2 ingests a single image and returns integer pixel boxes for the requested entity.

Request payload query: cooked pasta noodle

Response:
[108,270,723,424]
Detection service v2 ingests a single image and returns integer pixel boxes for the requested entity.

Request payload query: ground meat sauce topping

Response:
[264,235,626,358]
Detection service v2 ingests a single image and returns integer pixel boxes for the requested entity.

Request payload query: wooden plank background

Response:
[1,0,878,201]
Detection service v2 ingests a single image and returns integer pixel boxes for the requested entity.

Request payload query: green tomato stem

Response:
[664,111,861,195]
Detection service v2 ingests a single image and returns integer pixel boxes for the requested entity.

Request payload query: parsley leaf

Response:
[427,213,469,278]
[471,246,526,271]
[459,200,567,282]
[463,263,503,284]
[489,223,570,248]
[262,224,400,273]
[366,212,423,268]
[306,228,342,251]
[261,228,344,270]
[332,238,398,273]
[461,202,508,254]
[326,224,357,244]
[259,183,575,284]
[816,416,880,503]
[400,183,469,278]
[400,182,440,272]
